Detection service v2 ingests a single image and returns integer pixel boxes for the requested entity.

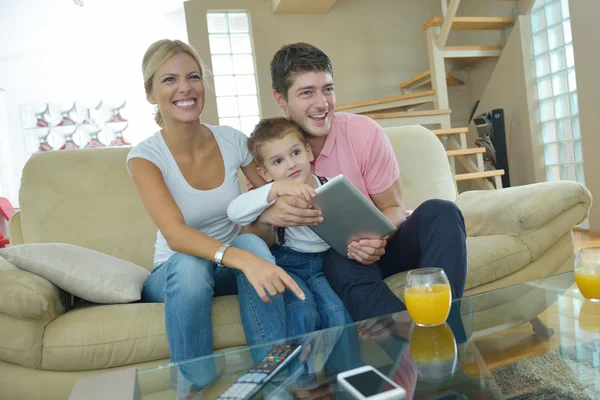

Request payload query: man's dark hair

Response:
[247,117,307,165]
[270,42,333,100]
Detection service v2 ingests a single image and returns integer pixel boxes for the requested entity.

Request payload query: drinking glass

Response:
[575,247,600,302]
[404,268,452,327]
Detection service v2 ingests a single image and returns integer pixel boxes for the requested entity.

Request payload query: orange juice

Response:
[404,284,451,326]
[575,268,600,301]
[410,324,456,363]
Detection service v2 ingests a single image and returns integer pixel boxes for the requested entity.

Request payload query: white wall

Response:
[0,0,188,206]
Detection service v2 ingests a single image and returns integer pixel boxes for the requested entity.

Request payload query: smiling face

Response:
[273,71,336,139]
[146,52,205,126]
[257,130,315,184]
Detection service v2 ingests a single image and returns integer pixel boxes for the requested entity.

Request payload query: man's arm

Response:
[370,178,406,229]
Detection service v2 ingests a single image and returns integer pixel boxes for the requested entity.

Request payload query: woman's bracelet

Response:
[214,243,232,267]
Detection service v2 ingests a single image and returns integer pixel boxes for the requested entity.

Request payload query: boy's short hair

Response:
[270,42,333,100]
[248,117,307,165]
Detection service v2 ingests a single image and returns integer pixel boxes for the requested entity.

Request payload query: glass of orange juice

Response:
[404,268,452,326]
[575,247,600,302]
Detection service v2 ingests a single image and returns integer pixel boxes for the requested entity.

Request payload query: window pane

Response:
[563,19,572,44]
[536,54,551,76]
[554,95,570,118]
[568,68,577,91]
[570,93,579,115]
[207,13,228,33]
[237,96,259,116]
[209,34,231,54]
[547,24,564,51]
[545,0,563,26]
[233,54,255,74]
[544,143,559,164]
[235,75,257,95]
[549,48,567,73]
[533,0,547,10]
[216,96,239,117]
[531,8,547,33]
[561,164,576,181]
[538,76,553,99]
[542,121,557,142]
[230,34,252,54]
[566,44,574,67]
[575,141,583,163]
[214,76,236,96]
[219,117,241,131]
[552,70,568,95]
[557,118,572,140]
[533,31,549,55]
[240,116,260,136]
[561,0,570,19]
[559,141,574,163]
[228,13,249,33]
[572,117,581,139]
[541,98,555,121]
[211,55,234,75]
[546,165,560,181]
[577,163,585,184]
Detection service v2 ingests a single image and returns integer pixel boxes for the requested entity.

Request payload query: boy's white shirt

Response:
[227,174,330,253]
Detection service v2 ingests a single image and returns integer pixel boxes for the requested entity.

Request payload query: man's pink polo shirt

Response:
[312,112,400,201]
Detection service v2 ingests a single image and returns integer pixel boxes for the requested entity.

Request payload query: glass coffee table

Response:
[137,272,600,399]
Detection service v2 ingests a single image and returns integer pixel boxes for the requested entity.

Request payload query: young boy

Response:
[227,117,352,336]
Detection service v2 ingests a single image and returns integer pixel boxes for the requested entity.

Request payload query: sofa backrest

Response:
[384,125,457,208]
[19,148,157,270]
[16,125,456,271]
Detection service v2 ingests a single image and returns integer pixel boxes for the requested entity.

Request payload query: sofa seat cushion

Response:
[384,234,531,299]
[464,235,531,290]
[42,295,246,371]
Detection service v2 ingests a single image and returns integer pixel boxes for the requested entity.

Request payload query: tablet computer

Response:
[309,175,397,256]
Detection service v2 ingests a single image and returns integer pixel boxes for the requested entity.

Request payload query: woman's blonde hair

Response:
[142,39,204,127]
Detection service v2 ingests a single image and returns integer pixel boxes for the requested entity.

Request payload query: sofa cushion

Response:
[0,243,150,304]
[0,266,69,323]
[0,313,44,369]
[464,235,531,290]
[384,234,531,298]
[42,295,246,371]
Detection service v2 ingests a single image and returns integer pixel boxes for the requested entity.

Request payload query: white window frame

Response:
[206,11,261,136]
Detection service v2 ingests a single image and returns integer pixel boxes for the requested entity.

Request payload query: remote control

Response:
[217,343,302,400]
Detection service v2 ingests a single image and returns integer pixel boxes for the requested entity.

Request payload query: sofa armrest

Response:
[0,260,70,323]
[8,211,24,245]
[456,181,592,237]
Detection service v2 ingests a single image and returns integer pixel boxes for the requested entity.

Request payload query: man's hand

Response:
[269,180,316,203]
[240,255,305,303]
[259,195,322,228]
[347,236,387,265]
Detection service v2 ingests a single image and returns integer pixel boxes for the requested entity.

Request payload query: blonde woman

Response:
[127,39,304,396]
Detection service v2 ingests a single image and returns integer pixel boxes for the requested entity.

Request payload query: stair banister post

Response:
[437,0,461,49]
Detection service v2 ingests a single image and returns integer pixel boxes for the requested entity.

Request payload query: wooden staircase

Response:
[336,1,514,190]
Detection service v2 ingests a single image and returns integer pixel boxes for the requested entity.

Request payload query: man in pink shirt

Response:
[259,42,467,323]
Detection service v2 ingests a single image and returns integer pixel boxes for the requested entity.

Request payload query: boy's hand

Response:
[269,180,316,203]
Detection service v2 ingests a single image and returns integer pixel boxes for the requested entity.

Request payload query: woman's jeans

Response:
[142,234,286,390]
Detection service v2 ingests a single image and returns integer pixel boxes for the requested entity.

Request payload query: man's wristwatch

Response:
[214,243,232,266]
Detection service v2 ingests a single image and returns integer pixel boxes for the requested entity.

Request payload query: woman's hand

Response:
[269,180,316,203]
[347,236,388,265]
[240,255,305,303]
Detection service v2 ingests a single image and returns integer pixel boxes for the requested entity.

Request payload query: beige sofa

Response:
[0,125,591,400]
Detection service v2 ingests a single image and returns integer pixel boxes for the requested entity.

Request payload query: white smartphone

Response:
[337,365,406,400]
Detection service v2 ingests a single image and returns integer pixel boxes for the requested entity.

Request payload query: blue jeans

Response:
[142,234,286,390]
[270,245,353,337]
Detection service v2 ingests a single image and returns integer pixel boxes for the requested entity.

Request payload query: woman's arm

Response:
[128,158,304,302]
